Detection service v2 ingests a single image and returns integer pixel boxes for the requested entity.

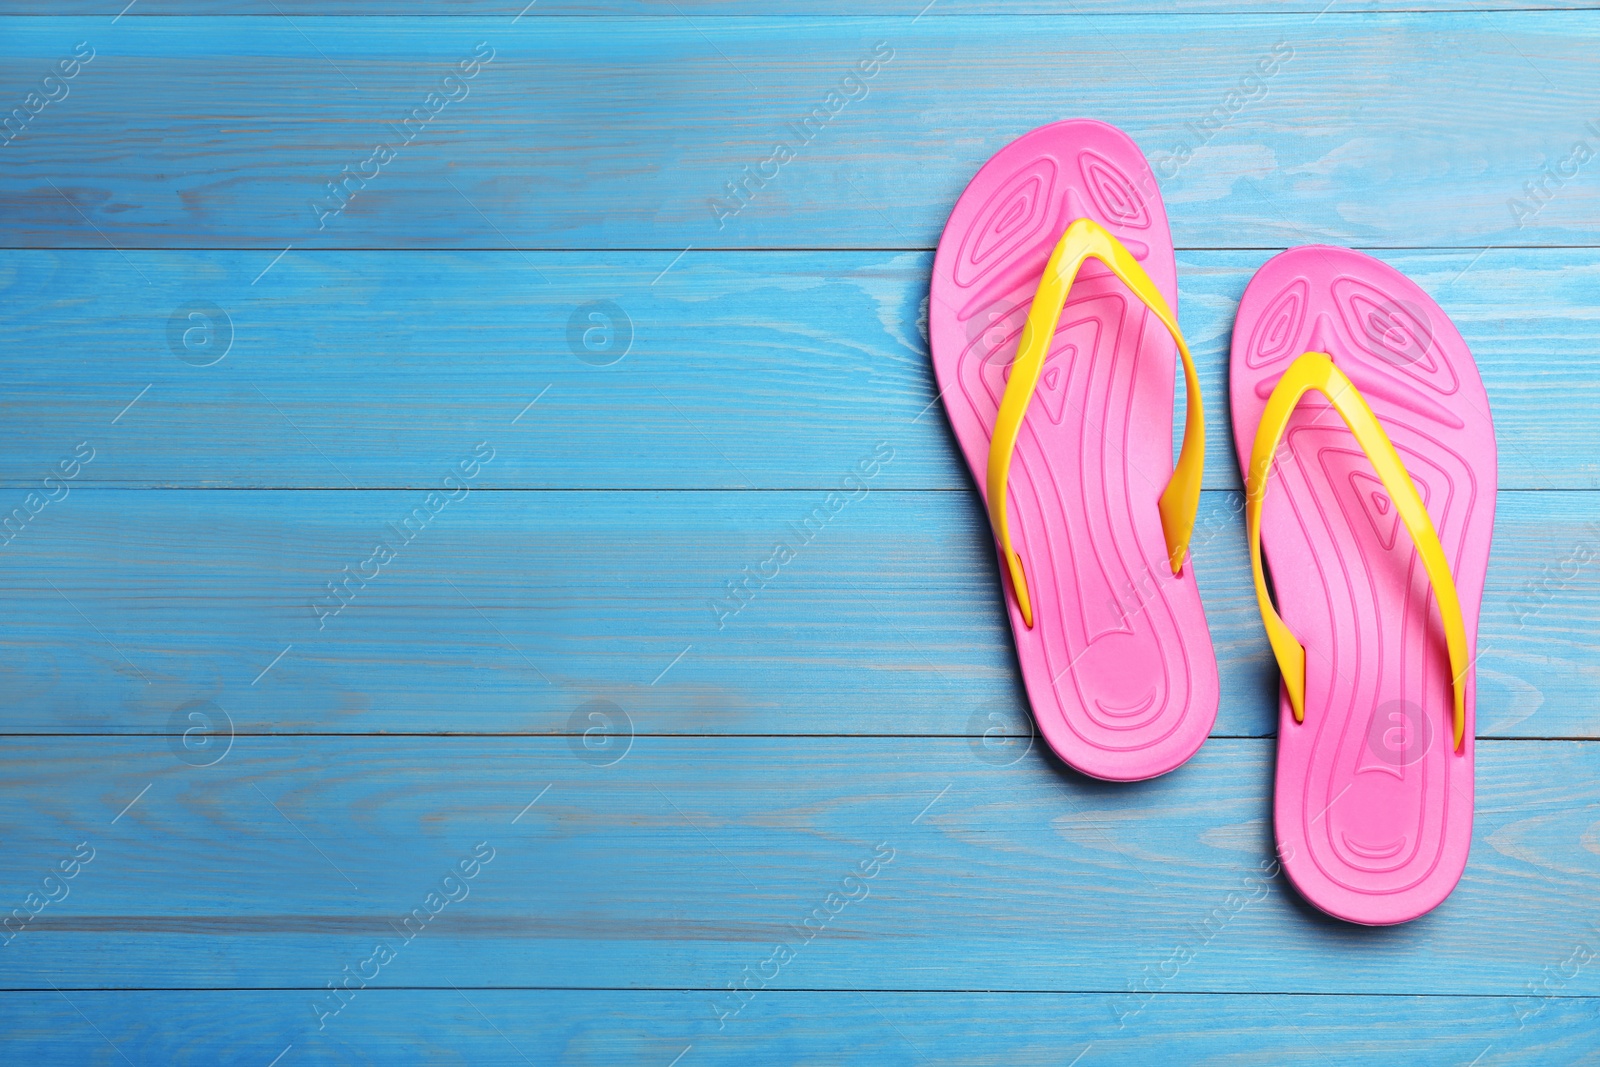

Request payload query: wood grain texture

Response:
[0,736,1597,996]
[2,248,1596,490]
[4,5,1599,1059]
[8,1,1598,12]
[0,488,1594,739]
[3,15,1600,248]
[0,990,1595,1066]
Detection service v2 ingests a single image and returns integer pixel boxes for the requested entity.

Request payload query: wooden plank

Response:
[0,487,1594,738]
[7,1,1596,12]
[3,15,1599,248]
[7,4,1592,1054]
[0,736,1596,994]
[0,989,1595,1066]
[1,249,1594,491]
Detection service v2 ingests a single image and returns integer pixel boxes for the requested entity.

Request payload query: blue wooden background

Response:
[2,3,1599,1064]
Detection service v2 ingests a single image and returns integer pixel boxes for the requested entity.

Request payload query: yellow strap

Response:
[1245,351,1469,752]
[986,217,1204,630]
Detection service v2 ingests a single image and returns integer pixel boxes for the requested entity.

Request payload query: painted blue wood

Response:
[2,5,1598,1060]
[1,248,1595,490]
[6,1,1594,11]
[3,15,1600,248]
[0,488,1592,738]
[0,736,1596,995]
[0,990,1595,1066]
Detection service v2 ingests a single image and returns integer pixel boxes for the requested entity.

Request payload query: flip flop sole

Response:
[1231,246,1496,924]
[931,119,1218,781]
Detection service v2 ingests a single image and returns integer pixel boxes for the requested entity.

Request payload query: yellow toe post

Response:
[984,217,1204,626]
[1245,352,1470,751]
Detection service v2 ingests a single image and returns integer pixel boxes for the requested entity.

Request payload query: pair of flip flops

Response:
[930,120,1495,926]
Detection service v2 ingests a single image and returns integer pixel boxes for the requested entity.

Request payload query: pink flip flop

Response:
[1230,246,1497,924]
[931,119,1218,781]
